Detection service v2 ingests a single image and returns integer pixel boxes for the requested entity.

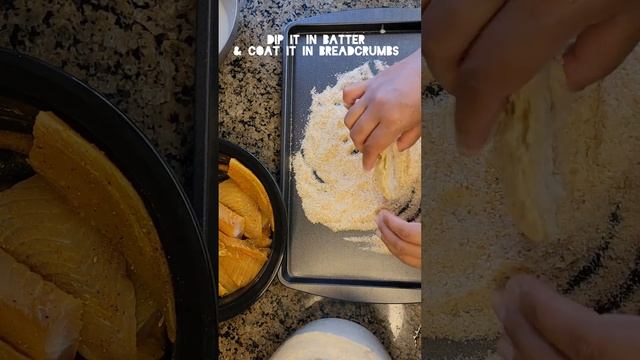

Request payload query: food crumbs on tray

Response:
[292,62,421,253]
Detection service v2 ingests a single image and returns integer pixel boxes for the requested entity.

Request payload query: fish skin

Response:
[0,176,136,359]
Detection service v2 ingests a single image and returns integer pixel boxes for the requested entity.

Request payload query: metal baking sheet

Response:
[280,8,421,303]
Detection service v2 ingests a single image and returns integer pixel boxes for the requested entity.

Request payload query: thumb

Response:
[504,275,604,359]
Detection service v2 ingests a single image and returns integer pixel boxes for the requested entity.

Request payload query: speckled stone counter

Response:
[0,0,196,183]
[219,1,421,359]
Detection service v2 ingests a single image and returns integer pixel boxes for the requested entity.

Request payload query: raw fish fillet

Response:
[0,176,136,359]
[219,180,262,239]
[134,281,163,340]
[135,321,166,360]
[0,339,29,360]
[0,249,82,360]
[29,111,176,341]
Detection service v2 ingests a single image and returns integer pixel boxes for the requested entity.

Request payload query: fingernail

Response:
[375,229,381,238]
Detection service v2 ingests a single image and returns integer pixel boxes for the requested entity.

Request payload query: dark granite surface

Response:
[219,1,421,359]
[0,0,196,182]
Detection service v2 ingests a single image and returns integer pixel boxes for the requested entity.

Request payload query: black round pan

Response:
[218,139,286,321]
[0,49,217,359]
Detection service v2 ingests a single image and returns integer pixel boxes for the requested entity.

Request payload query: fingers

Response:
[496,336,514,360]
[564,11,640,91]
[498,275,601,359]
[343,81,368,108]
[378,209,421,246]
[376,210,421,268]
[421,0,430,12]
[422,0,506,91]
[349,108,380,150]
[591,314,640,359]
[495,276,567,360]
[452,0,609,154]
[344,96,368,129]
[361,123,398,171]
[397,125,422,151]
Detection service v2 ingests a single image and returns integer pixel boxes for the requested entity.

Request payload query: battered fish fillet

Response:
[0,176,136,359]
[247,227,272,248]
[227,158,274,230]
[219,202,245,238]
[219,179,262,239]
[494,65,564,242]
[218,231,268,294]
[29,111,176,341]
[0,249,83,360]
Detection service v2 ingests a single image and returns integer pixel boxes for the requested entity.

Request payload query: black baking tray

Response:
[280,8,421,303]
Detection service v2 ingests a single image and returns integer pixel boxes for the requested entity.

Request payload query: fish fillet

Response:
[375,143,411,201]
[227,158,274,230]
[0,176,136,359]
[0,340,29,360]
[136,322,166,360]
[219,202,245,238]
[0,249,83,360]
[494,65,565,242]
[219,232,267,293]
[29,111,176,341]
[0,131,32,155]
[219,179,262,239]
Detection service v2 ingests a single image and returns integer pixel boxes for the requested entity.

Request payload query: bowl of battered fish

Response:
[0,49,216,359]
[217,139,286,321]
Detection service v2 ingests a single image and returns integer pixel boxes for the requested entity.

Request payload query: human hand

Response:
[343,50,422,171]
[376,209,421,268]
[493,274,640,359]
[423,0,640,154]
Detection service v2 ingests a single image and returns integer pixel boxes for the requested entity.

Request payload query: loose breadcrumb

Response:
[423,45,640,342]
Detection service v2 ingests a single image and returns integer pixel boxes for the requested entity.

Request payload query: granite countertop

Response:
[219,1,421,359]
[0,0,196,183]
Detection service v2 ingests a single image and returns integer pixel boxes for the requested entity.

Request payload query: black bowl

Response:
[0,49,217,359]
[218,139,286,321]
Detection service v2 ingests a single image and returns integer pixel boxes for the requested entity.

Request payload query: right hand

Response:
[423,0,640,154]
[493,274,640,359]
[342,50,422,171]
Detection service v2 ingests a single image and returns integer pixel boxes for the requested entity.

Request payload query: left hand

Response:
[493,274,640,359]
[376,209,421,268]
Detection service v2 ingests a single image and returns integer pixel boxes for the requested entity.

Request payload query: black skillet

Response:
[0,48,217,359]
